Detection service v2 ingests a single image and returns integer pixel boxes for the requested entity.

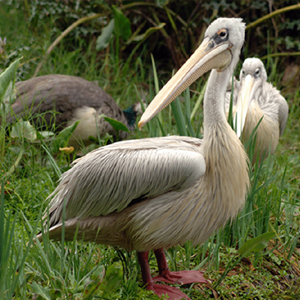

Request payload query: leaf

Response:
[238,232,276,258]
[10,119,37,141]
[31,281,52,300]
[36,131,55,139]
[156,0,169,7]
[103,116,130,133]
[3,81,16,106]
[0,57,21,101]
[130,23,165,43]
[52,121,79,153]
[112,6,131,40]
[96,19,115,51]
[100,263,122,294]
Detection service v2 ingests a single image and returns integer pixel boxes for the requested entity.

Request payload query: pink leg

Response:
[153,248,207,285]
[137,251,190,300]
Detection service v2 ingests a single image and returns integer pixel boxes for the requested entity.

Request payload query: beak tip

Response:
[138,121,143,130]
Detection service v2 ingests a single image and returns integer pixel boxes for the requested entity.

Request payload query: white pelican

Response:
[225,58,289,162]
[6,75,144,147]
[37,18,249,300]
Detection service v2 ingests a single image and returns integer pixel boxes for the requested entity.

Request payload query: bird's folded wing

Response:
[8,75,112,123]
[261,83,288,135]
[47,136,205,222]
[277,94,289,135]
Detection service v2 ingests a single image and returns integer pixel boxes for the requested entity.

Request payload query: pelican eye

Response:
[213,29,229,45]
[242,70,245,76]
[254,68,260,78]
[219,29,227,39]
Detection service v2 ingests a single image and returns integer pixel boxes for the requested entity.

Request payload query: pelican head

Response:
[234,57,267,137]
[139,18,245,128]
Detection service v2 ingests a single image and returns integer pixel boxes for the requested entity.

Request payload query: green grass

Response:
[1,2,300,299]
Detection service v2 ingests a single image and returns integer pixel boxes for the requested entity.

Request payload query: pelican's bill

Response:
[138,37,233,129]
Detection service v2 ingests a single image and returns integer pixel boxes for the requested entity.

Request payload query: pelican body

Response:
[6,75,143,148]
[38,18,249,299]
[226,58,288,162]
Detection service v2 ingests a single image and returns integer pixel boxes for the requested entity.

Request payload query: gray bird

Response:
[226,58,288,162]
[37,18,249,300]
[6,75,144,148]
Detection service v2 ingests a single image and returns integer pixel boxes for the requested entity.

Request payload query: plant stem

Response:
[246,4,300,30]
[261,51,300,59]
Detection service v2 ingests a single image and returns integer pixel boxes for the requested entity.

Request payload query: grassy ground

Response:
[1,2,300,299]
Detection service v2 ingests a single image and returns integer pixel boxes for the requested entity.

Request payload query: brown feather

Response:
[6,75,140,147]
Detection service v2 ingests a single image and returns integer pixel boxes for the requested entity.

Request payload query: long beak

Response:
[234,74,254,137]
[138,38,232,129]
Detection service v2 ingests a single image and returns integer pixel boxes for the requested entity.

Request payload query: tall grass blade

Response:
[227,76,235,129]
[184,88,196,137]
[150,54,163,134]
[191,80,207,121]
[171,98,187,136]
[42,144,62,178]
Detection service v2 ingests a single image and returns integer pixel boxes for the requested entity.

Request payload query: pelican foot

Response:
[147,283,191,300]
[153,269,207,285]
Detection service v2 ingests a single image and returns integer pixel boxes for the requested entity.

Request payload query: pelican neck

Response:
[203,68,231,133]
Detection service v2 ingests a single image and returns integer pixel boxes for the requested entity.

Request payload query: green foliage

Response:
[112,6,132,42]
[96,6,132,54]
[1,1,299,82]
[0,57,21,159]
[238,232,276,257]
[51,121,79,153]
[104,116,130,133]
[27,232,106,299]
[0,184,40,299]
[103,116,130,142]
[96,19,114,51]
[10,119,37,141]
[0,57,20,102]
[99,263,123,295]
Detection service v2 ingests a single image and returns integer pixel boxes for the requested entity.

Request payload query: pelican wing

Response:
[47,136,205,225]
[276,93,289,136]
[259,82,288,135]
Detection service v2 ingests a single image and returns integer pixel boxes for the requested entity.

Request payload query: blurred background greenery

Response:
[1,1,299,87]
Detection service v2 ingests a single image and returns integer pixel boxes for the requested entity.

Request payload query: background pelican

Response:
[37,18,249,300]
[226,58,289,162]
[6,75,144,148]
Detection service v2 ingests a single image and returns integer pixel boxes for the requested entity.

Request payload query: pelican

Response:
[6,75,144,148]
[225,58,288,162]
[37,18,249,299]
